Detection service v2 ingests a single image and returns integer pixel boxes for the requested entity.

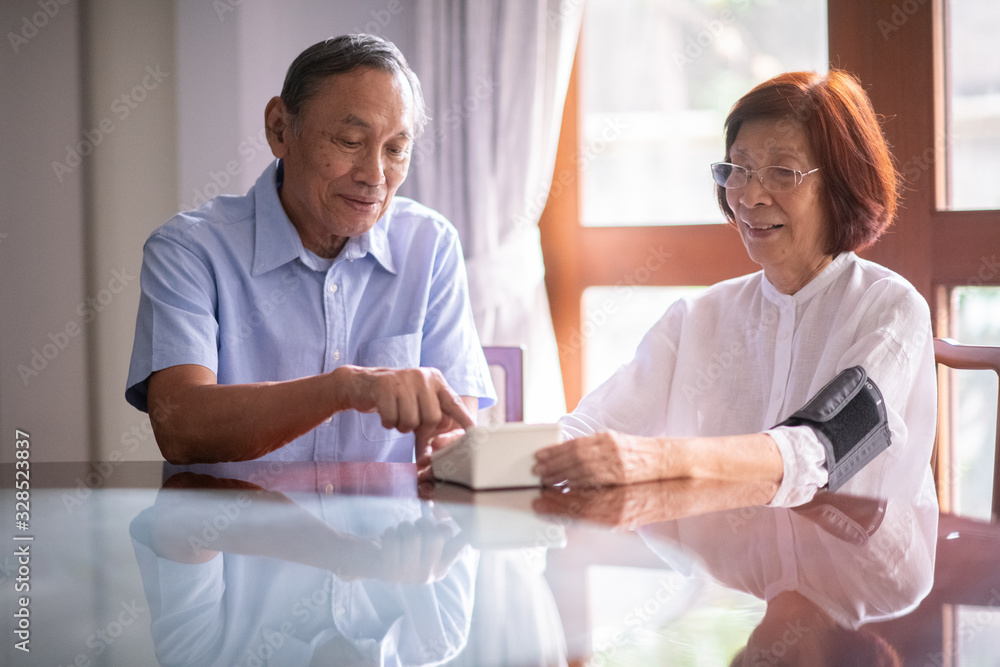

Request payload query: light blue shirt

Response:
[126,160,495,462]
[129,487,478,666]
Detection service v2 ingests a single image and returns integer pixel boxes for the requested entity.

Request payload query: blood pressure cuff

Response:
[775,366,891,492]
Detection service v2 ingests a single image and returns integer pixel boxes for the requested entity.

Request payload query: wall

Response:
[1,0,416,462]
[1,0,91,462]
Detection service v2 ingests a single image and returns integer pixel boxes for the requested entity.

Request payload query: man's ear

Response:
[264,96,291,159]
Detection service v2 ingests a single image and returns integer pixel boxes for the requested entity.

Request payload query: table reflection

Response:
[4,456,978,665]
[533,477,938,666]
[133,463,572,667]
[132,471,476,666]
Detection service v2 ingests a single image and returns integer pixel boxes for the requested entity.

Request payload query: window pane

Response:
[580,0,828,227]
[583,286,705,392]
[588,564,764,664]
[957,607,1000,663]
[946,0,1000,210]
[951,286,1000,520]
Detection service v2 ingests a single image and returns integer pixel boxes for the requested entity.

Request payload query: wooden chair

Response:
[933,337,1000,522]
[482,346,525,423]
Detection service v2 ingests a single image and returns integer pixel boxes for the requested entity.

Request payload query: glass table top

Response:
[2,460,998,666]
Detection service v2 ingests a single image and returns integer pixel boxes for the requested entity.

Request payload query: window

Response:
[583,286,705,392]
[581,0,828,227]
[948,287,1000,520]
[945,0,1000,210]
[541,0,828,408]
[541,1,1000,530]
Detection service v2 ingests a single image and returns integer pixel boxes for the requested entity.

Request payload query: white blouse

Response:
[560,252,938,507]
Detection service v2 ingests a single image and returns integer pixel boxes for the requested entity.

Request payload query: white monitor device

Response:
[430,423,561,490]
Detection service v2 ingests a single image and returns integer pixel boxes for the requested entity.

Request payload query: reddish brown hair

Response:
[716,70,900,254]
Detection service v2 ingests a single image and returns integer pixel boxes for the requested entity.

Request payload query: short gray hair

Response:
[280,34,428,136]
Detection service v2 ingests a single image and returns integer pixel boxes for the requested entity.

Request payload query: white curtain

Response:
[406,0,583,422]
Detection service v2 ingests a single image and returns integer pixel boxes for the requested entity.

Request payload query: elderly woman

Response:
[533,70,938,507]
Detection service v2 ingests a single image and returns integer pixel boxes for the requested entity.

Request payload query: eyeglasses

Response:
[710,162,820,193]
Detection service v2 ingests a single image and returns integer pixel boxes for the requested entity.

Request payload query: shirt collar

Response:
[252,161,305,277]
[760,252,854,306]
[251,160,398,276]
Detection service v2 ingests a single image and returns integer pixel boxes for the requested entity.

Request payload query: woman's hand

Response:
[532,477,780,528]
[532,431,686,488]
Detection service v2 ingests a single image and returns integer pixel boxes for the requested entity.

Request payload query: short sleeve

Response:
[129,508,227,667]
[126,232,220,412]
[418,230,496,409]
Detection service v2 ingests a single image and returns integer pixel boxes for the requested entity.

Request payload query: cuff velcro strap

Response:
[776,366,891,492]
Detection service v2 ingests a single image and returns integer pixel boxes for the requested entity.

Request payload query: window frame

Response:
[538,0,1000,511]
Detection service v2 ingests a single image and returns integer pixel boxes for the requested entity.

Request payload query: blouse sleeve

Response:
[559,301,685,440]
[831,280,937,501]
[770,278,936,505]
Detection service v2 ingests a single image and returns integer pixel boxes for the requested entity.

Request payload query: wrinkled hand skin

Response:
[533,482,672,530]
[532,431,678,488]
[415,428,466,489]
[346,367,473,449]
[533,478,780,529]
[356,518,468,585]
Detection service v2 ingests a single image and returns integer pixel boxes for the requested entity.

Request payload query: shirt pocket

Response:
[360,332,422,368]
[358,332,422,442]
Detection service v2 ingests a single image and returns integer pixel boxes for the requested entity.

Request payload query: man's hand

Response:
[532,431,681,488]
[339,366,474,445]
[341,517,469,584]
[146,363,476,465]
[415,428,467,487]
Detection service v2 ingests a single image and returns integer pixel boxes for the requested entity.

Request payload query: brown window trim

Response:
[539,1,1000,512]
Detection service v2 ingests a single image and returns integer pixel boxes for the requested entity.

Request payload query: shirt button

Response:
[328,283,339,294]
[778,331,789,340]
[773,391,782,401]
[332,350,341,361]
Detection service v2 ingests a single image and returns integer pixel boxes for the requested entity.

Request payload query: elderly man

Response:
[126,34,495,464]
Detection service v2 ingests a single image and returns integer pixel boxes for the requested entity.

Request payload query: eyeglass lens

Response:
[712,164,802,192]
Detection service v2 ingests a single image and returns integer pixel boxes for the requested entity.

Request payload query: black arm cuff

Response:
[776,366,891,492]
